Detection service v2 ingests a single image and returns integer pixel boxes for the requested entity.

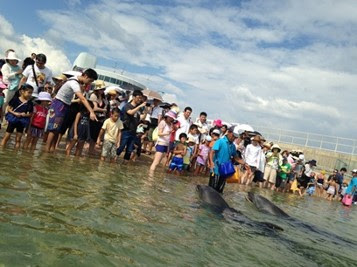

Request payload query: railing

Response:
[252,125,357,156]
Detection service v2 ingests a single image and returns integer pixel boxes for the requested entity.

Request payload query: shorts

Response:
[253,169,264,183]
[327,186,335,195]
[47,99,70,132]
[169,156,184,171]
[102,140,117,159]
[6,122,25,133]
[155,144,168,153]
[264,165,277,183]
[279,178,288,188]
[29,125,45,138]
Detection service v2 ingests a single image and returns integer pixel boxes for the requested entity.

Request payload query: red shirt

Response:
[32,105,48,129]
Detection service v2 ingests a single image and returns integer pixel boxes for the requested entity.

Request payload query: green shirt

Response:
[279,163,291,180]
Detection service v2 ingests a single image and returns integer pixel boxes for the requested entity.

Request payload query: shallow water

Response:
[0,149,356,266]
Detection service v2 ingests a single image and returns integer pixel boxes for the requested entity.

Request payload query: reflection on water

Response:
[0,148,356,266]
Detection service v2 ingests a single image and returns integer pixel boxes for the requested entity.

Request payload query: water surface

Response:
[0,149,356,266]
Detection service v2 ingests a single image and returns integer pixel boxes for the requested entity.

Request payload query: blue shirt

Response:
[346,177,357,195]
[212,136,237,175]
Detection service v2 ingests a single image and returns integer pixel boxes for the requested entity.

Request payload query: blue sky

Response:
[1,0,357,138]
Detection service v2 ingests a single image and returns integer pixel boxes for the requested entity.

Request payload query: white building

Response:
[72,52,147,91]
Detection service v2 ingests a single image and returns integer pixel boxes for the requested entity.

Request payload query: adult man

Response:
[45,68,98,152]
[20,53,53,97]
[175,107,192,140]
[208,126,245,193]
[195,111,209,142]
[117,90,148,162]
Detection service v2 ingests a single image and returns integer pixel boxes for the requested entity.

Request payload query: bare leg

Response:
[1,132,12,147]
[15,132,23,149]
[45,132,55,152]
[150,151,164,171]
[23,135,32,149]
[30,137,39,151]
[75,141,85,157]
[66,140,77,155]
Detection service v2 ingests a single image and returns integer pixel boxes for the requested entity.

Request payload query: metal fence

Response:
[252,125,357,156]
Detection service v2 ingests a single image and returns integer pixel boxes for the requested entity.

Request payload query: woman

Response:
[344,169,357,204]
[1,51,22,114]
[149,110,177,172]
[89,80,108,155]
[263,144,282,189]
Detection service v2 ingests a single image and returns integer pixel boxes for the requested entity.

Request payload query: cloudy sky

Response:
[0,0,356,139]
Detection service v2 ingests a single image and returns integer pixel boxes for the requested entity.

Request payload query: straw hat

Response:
[53,74,67,81]
[37,92,52,102]
[263,142,271,149]
[252,135,261,142]
[107,89,117,96]
[6,51,20,61]
[93,80,106,90]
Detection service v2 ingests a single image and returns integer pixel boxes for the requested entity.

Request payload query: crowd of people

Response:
[0,49,356,206]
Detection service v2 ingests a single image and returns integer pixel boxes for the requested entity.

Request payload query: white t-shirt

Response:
[244,143,262,168]
[23,64,53,95]
[195,118,209,141]
[187,133,200,144]
[55,77,81,105]
[175,114,191,140]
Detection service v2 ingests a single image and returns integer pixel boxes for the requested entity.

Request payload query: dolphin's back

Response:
[197,185,230,212]
[249,193,290,218]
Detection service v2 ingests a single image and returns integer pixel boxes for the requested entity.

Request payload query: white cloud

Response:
[0,15,71,75]
[6,1,357,138]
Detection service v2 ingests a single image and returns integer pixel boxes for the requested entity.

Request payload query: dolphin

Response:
[196,185,283,232]
[246,192,357,246]
[246,192,290,218]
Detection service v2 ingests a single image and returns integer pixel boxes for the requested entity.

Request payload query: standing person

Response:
[335,167,347,196]
[299,160,317,195]
[89,80,108,155]
[45,69,98,153]
[195,112,209,142]
[20,54,53,97]
[264,144,282,190]
[175,107,192,140]
[1,51,22,114]
[220,124,228,137]
[117,90,147,163]
[1,84,34,148]
[242,135,262,185]
[255,143,271,188]
[66,102,93,157]
[96,108,123,163]
[23,92,52,150]
[344,169,357,204]
[194,136,212,176]
[208,127,244,193]
[149,110,177,172]
[276,157,291,192]
[168,133,187,175]
[316,170,326,197]
[144,98,162,155]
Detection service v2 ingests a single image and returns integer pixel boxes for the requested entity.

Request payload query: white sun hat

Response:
[6,51,21,61]
[37,92,52,102]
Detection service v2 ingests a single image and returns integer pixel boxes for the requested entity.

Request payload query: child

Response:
[23,92,52,150]
[1,84,34,148]
[107,89,119,116]
[326,179,337,201]
[66,102,93,157]
[168,133,187,174]
[96,108,123,162]
[183,136,196,172]
[131,126,145,162]
[194,136,211,176]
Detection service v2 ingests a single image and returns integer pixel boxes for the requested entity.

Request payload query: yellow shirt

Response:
[102,118,124,143]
